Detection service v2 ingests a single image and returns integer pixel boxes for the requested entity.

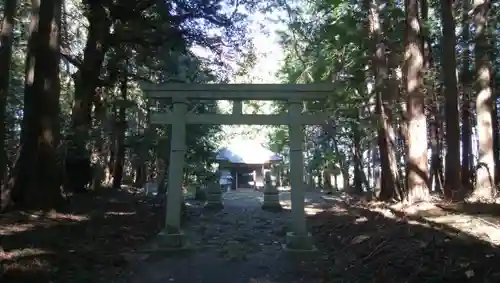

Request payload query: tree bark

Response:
[429,103,444,194]
[112,78,127,189]
[352,117,363,194]
[0,0,18,210]
[473,0,495,199]
[367,0,400,200]
[10,0,65,210]
[460,0,473,191]
[404,0,429,202]
[440,0,461,199]
[69,1,111,159]
[490,44,500,187]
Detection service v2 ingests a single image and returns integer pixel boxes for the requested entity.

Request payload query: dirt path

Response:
[126,189,328,283]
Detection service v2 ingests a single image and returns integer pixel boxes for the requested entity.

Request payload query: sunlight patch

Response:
[0,248,53,261]
[329,205,348,213]
[429,214,500,245]
[279,200,291,210]
[105,211,136,216]
[22,210,90,222]
[354,216,368,223]
[304,206,323,215]
[0,223,36,235]
[279,199,328,215]
[47,213,89,221]
[368,201,500,246]
[248,279,280,283]
[0,212,89,236]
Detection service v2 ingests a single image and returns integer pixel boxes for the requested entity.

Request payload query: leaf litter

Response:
[1,187,164,283]
[303,197,500,283]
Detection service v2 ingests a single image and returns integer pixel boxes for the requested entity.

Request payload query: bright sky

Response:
[243,11,287,83]
[191,9,287,84]
[192,9,289,148]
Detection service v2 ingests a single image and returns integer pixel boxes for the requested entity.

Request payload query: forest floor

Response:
[0,186,164,283]
[309,194,500,283]
[2,187,500,283]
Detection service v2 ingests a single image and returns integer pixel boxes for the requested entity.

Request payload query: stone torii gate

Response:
[142,83,332,252]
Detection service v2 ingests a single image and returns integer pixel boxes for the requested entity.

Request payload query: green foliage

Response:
[268,0,381,175]
[1,0,270,191]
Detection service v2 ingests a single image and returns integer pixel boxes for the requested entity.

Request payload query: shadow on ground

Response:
[438,202,500,219]
[4,188,500,283]
[305,199,500,283]
[125,190,312,283]
[0,187,164,283]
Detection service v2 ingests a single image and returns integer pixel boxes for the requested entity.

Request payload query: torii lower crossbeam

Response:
[150,113,330,125]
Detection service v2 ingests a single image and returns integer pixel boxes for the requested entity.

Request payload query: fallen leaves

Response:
[1,189,163,283]
[304,199,500,283]
[350,234,370,244]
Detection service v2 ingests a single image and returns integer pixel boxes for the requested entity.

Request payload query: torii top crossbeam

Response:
[141,83,334,100]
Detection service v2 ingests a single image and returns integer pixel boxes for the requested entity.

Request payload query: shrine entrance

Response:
[142,83,333,252]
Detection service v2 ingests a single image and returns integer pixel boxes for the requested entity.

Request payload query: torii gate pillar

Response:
[285,99,315,251]
[157,98,188,249]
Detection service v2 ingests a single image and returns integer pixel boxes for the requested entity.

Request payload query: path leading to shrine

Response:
[126,188,330,283]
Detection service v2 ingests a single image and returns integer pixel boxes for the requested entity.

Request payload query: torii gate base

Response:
[144,83,333,252]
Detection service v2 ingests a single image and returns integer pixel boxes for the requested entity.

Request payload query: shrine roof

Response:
[215,140,281,164]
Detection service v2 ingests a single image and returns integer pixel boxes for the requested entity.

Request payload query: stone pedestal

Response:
[155,229,188,251]
[262,171,282,211]
[204,182,223,210]
[283,232,316,252]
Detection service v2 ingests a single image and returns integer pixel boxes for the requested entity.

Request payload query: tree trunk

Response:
[367,0,400,200]
[0,0,18,210]
[429,106,444,194]
[404,0,429,202]
[460,0,473,191]
[322,167,332,192]
[10,0,65,210]
[367,150,372,190]
[134,163,146,187]
[352,119,363,194]
[133,139,148,188]
[473,0,495,199]
[133,111,147,188]
[490,49,500,187]
[323,122,349,191]
[440,0,461,199]
[69,1,111,160]
[493,92,500,188]
[112,79,127,189]
[90,90,107,189]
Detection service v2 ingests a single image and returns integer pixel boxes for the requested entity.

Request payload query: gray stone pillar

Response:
[262,171,282,211]
[157,99,187,249]
[285,99,315,252]
[255,165,264,189]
